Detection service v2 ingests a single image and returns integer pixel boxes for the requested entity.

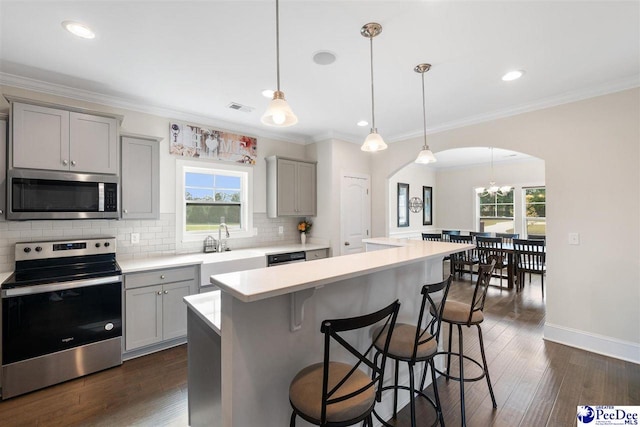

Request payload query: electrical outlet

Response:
[568,232,580,245]
[253,227,258,236]
[278,226,284,235]
[131,232,140,244]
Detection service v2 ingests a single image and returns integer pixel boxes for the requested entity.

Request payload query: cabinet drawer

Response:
[306,249,328,261]
[125,265,198,289]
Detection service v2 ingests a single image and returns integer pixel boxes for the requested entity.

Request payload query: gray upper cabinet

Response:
[266,156,317,218]
[121,134,160,220]
[0,116,6,221]
[11,101,118,174]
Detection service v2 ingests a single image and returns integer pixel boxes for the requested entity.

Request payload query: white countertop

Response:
[211,239,473,303]
[184,290,221,335]
[117,243,329,273]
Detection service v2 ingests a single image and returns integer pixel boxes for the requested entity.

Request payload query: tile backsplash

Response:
[0,213,302,272]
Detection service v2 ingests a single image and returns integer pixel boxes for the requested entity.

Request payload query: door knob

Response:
[344,242,350,246]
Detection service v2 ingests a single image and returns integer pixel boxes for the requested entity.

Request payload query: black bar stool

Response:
[289,300,401,427]
[372,276,453,426]
[434,259,498,426]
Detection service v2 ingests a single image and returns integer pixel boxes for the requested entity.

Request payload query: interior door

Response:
[340,173,371,255]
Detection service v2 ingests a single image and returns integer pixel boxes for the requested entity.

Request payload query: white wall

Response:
[371,88,640,362]
[435,159,545,234]
[388,162,437,237]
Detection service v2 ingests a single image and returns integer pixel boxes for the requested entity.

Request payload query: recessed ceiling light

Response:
[357,120,369,127]
[261,89,274,98]
[313,51,337,66]
[502,70,525,81]
[62,21,95,39]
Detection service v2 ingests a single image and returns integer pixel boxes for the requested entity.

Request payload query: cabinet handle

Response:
[164,290,169,294]
[157,291,162,295]
[71,160,76,166]
[344,242,350,246]
[160,275,166,279]
[123,209,128,214]
[62,159,69,166]
[0,209,3,215]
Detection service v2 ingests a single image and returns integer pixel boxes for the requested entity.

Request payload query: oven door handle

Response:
[2,275,122,298]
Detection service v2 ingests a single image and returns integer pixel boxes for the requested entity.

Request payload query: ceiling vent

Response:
[227,102,254,113]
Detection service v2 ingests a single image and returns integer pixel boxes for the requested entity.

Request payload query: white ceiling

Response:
[1,1,638,151]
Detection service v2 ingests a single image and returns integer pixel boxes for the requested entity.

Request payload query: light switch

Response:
[568,232,580,245]
[131,232,140,244]
[278,226,284,235]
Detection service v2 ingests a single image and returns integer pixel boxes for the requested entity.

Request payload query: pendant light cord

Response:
[369,36,376,131]
[421,71,427,148]
[275,0,281,92]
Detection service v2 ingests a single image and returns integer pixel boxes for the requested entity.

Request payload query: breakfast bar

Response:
[184,238,473,427]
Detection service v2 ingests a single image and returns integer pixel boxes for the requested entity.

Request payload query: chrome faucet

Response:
[218,217,229,252]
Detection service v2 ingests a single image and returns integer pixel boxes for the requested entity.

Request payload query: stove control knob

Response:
[95,243,101,248]
[23,247,31,253]
[35,246,43,252]
[104,242,110,247]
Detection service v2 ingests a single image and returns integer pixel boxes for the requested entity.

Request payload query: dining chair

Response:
[513,239,546,297]
[449,235,480,281]
[495,233,519,245]
[372,276,452,427]
[289,300,400,427]
[475,236,508,289]
[421,233,441,242]
[441,230,461,242]
[469,231,491,242]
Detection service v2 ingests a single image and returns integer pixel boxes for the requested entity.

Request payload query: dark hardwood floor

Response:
[0,272,637,426]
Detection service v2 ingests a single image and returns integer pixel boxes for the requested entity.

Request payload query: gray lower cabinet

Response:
[266,156,317,218]
[121,134,161,219]
[124,265,198,352]
[11,101,118,174]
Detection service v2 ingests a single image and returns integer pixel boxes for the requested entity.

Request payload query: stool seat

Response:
[373,323,437,360]
[290,362,375,423]
[440,300,484,324]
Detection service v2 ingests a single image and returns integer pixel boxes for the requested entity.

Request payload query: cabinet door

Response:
[276,158,298,215]
[162,280,196,341]
[296,162,316,216]
[125,284,163,350]
[12,103,70,171]
[121,136,159,219]
[69,112,118,174]
[0,118,6,221]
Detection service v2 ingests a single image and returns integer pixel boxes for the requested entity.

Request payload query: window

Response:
[177,160,253,242]
[478,189,515,233]
[524,187,546,236]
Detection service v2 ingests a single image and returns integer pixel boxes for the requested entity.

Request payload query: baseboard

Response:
[543,323,640,364]
[122,336,187,361]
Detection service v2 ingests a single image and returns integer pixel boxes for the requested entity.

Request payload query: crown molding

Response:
[387,75,640,144]
[310,130,360,144]
[0,72,309,145]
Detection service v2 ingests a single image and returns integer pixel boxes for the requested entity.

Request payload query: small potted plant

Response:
[297,220,312,244]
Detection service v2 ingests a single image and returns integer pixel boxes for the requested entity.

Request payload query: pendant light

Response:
[475,147,513,196]
[414,63,437,164]
[360,23,387,152]
[261,0,298,127]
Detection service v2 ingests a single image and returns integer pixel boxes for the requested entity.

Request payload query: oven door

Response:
[2,277,122,365]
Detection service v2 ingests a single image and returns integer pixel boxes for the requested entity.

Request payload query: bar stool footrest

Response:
[433,351,487,383]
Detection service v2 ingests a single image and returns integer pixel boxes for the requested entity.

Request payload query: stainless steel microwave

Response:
[7,169,119,220]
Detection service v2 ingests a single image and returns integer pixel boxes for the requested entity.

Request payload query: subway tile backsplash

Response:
[0,213,302,272]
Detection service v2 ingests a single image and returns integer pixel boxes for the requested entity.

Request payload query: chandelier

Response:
[475,147,512,196]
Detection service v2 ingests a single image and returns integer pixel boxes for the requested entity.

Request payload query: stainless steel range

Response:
[1,237,122,399]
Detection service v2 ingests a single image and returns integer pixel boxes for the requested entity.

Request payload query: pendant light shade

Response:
[261,0,298,127]
[262,91,298,127]
[360,23,387,152]
[414,63,436,164]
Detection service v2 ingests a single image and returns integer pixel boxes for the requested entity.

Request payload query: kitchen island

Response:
[185,238,472,427]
